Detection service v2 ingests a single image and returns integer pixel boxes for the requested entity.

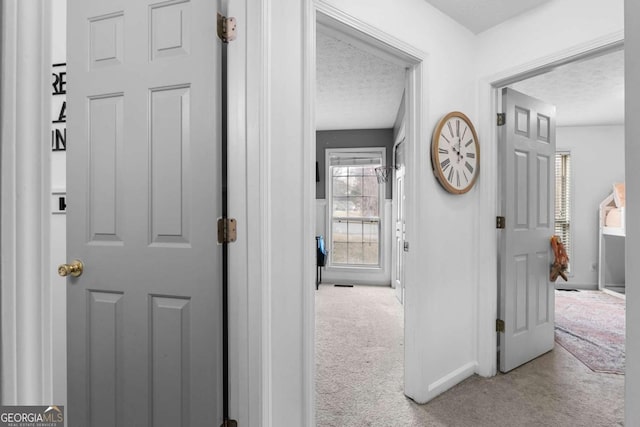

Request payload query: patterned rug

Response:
[555,290,625,374]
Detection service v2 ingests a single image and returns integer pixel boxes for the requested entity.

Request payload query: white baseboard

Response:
[425,362,477,402]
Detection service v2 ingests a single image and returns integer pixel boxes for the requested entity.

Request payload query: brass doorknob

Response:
[58,260,83,277]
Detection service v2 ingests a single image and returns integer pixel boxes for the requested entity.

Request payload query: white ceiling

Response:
[510,49,625,127]
[316,31,406,131]
[423,0,552,34]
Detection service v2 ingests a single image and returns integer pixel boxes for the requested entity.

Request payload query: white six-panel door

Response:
[499,88,556,373]
[66,0,223,425]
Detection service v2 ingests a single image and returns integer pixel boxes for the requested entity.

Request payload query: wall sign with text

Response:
[51,63,66,152]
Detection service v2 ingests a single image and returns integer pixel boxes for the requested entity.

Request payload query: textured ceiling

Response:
[510,49,625,127]
[316,31,406,131]
[423,0,552,34]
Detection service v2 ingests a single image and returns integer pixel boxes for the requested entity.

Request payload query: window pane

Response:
[347,197,363,217]
[348,221,363,242]
[333,197,348,217]
[332,242,348,264]
[362,196,379,217]
[362,175,379,196]
[332,220,348,242]
[333,166,348,177]
[348,166,364,177]
[333,176,348,196]
[348,242,364,265]
[363,242,379,265]
[363,166,377,176]
[347,175,363,196]
[362,221,379,243]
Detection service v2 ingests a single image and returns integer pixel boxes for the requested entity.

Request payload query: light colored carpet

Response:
[315,284,624,427]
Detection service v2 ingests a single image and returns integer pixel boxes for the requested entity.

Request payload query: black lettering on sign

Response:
[52,71,66,95]
[52,101,66,124]
[52,128,66,151]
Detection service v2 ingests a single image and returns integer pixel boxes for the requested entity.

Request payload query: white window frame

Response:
[325,147,386,270]
[555,151,573,273]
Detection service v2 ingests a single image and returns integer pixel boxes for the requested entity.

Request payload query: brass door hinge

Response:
[496,216,505,229]
[496,319,505,333]
[218,218,237,244]
[497,113,506,126]
[217,13,237,43]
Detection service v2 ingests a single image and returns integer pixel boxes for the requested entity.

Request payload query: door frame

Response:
[304,1,425,422]
[476,31,624,377]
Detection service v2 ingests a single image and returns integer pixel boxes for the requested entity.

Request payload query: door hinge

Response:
[496,216,505,229]
[496,319,505,333]
[217,13,237,43]
[217,218,237,244]
[497,113,506,126]
[221,420,238,427]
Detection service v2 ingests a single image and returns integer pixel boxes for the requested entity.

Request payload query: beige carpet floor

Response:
[315,284,624,427]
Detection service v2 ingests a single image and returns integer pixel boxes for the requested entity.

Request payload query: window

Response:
[327,149,384,267]
[555,152,572,272]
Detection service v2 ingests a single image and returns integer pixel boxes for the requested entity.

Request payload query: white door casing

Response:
[66,0,223,425]
[394,140,406,304]
[498,88,556,373]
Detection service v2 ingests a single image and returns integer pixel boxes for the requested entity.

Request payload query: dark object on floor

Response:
[557,288,579,292]
[316,236,327,290]
[334,284,354,287]
[555,290,625,374]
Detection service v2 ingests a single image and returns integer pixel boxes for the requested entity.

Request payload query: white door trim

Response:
[1,0,52,404]
[475,30,624,377]
[226,0,273,425]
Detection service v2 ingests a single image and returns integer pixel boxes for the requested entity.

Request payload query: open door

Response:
[65,1,227,424]
[498,88,556,373]
[394,140,406,304]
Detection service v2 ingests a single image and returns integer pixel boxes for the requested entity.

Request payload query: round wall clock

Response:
[430,111,480,194]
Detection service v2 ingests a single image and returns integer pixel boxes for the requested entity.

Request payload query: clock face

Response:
[431,112,480,194]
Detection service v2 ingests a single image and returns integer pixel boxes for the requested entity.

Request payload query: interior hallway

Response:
[315,285,624,426]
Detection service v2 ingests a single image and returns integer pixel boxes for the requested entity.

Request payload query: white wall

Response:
[476,0,624,79]
[557,125,625,287]
[625,0,640,423]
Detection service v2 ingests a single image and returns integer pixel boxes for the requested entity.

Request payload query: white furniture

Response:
[598,187,626,295]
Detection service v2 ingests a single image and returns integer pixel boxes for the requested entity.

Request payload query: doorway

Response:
[312,6,423,424]
[495,45,626,375]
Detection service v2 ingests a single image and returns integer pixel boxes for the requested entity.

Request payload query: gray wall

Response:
[316,129,394,199]
[556,125,625,287]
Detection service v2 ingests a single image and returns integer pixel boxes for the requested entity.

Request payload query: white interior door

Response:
[66,0,223,425]
[498,88,556,373]
[394,140,406,304]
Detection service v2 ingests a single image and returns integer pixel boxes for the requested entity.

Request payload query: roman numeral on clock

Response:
[465,162,474,174]
[447,122,454,137]
[439,148,448,154]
